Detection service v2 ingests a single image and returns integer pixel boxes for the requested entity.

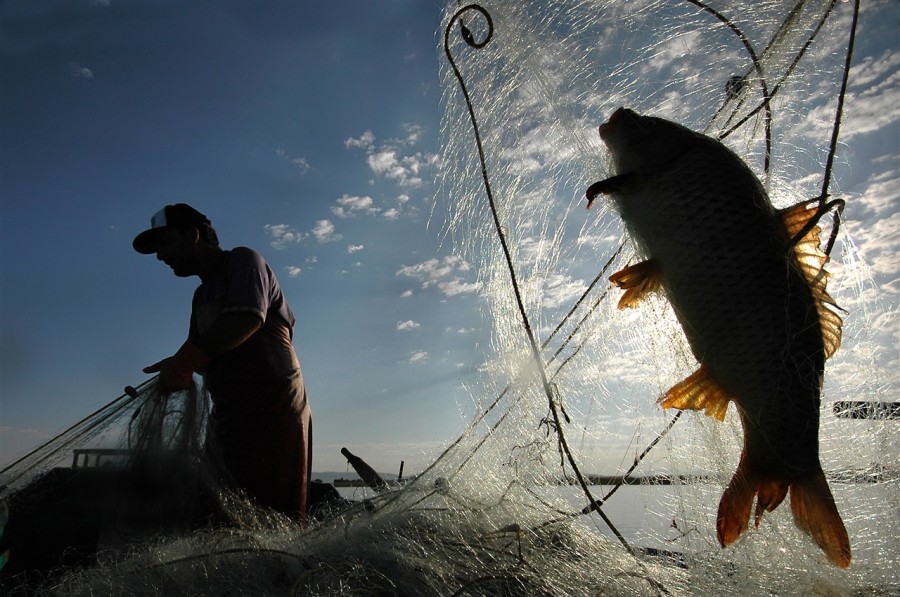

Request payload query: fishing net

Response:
[0,380,287,592]
[0,380,207,501]
[2,1,897,595]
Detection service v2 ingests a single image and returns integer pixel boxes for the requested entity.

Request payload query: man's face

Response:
[154,227,199,277]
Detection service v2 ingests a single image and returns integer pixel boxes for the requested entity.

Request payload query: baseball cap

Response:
[132,203,217,254]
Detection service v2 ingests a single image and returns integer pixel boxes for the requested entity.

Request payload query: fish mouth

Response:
[598,107,636,139]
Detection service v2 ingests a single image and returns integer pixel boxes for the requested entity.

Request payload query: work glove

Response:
[143,340,210,393]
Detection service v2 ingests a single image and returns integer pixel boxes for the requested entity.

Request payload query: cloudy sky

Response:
[0,0,468,473]
[1,0,896,475]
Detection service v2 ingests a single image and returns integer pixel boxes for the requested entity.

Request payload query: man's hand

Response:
[144,340,210,393]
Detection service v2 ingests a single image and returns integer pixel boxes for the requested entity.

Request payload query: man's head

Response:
[133,204,220,277]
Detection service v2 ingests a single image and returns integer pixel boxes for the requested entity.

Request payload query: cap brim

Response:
[133,228,165,254]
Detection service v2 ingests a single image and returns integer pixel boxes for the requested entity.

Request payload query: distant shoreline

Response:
[327,474,718,488]
[321,469,894,488]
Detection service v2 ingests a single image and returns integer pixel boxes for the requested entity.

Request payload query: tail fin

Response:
[717,454,851,568]
[790,469,852,568]
[717,453,788,548]
[717,471,753,547]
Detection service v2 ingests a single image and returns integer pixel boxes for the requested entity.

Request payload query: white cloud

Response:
[284,266,302,278]
[858,171,899,218]
[496,116,585,176]
[332,194,379,218]
[345,130,375,150]
[368,150,402,176]
[347,244,364,254]
[69,63,93,78]
[796,48,900,142]
[446,327,476,334]
[396,255,467,280]
[312,219,341,243]
[265,223,306,249]
[396,255,480,298]
[499,128,556,174]
[382,195,415,221]
[347,124,435,189]
[847,211,899,283]
[438,279,480,297]
[842,70,900,139]
[848,48,900,89]
[396,320,420,331]
[276,149,310,174]
[400,123,424,145]
[518,235,553,264]
[366,149,435,188]
[540,274,588,309]
[408,351,429,364]
[643,30,703,74]
[401,289,413,298]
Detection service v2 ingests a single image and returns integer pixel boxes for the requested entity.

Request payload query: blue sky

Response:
[0,0,474,473]
[1,0,897,475]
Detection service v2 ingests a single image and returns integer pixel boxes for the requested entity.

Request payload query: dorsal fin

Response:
[780,201,844,359]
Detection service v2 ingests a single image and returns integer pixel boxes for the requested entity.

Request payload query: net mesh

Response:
[2,1,897,595]
[0,380,207,501]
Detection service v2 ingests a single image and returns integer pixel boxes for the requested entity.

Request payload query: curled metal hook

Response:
[447,4,493,53]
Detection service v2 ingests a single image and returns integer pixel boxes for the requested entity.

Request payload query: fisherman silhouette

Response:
[134,204,313,523]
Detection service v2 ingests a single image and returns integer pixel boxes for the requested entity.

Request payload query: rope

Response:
[444,3,633,555]
[695,0,854,263]
[715,0,840,143]
[685,0,773,175]
[794,0,859,261]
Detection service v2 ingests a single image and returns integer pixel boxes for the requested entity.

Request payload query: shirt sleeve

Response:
[220,248,272,322]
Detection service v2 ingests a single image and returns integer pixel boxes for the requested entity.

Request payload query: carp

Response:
[585,107,850,567]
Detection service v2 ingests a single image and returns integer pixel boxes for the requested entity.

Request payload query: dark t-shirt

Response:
[190,247,299,402]
[188,246,311,518]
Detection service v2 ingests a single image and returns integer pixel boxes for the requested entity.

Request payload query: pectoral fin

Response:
[659,365,733,421]
[780,200,844,359]
[585,172,635,209]
[609,259,662,310]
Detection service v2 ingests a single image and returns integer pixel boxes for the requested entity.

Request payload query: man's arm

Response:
[194,311,262,358]
[144,311,262,392]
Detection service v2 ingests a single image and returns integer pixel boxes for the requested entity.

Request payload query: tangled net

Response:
[2,1,897,595]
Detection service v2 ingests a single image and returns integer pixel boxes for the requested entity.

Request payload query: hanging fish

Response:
[585,108,850,567]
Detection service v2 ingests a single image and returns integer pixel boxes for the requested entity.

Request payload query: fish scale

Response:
[585,107,850,568]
